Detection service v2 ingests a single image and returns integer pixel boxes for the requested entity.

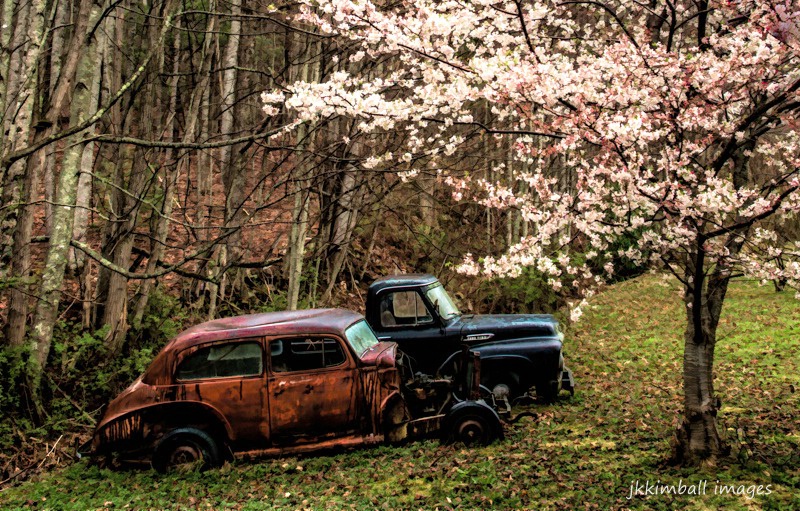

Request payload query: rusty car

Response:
[79,309,502,472]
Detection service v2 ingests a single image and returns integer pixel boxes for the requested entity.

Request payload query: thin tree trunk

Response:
[287,168,310,310]
[0,0,18,138]
[4,146,43,346]
[217,0,244,307]
[70,14,106,273]
[285,32,318,310]
[321,164,362,302]
[98,0,176,352]
[0,0,46,266]
[43,0,70,231]
[132,16,184,327]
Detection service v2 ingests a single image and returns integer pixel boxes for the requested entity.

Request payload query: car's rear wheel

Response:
[152,428,221,473]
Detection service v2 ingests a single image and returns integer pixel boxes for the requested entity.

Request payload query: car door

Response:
[174,338,269,446]
[266,335,358,445]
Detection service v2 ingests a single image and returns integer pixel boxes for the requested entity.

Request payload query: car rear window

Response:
[175,341,263,381]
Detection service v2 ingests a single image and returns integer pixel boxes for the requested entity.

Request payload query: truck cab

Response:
[366,274,575,401]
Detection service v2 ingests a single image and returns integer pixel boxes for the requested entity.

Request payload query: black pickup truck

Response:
[365,274,574,402]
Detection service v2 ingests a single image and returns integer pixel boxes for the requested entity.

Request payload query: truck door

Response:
[375,290,456,374]
[267,336,358,445]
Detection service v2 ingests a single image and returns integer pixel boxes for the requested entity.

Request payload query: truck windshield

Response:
[425,284,460,320]
[345,320,381,357]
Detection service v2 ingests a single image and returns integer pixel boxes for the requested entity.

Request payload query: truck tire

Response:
[152,428,221,473]
[536,379,560,403]
[442,401,503,446]
[483,370,522,401]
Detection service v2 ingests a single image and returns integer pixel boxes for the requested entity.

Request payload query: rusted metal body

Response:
[83,309,501,470]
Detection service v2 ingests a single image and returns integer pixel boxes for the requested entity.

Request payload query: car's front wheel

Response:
[152,428,221,473]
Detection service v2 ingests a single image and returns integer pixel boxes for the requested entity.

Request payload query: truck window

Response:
[381,291,433,327]
[424,283,460,320]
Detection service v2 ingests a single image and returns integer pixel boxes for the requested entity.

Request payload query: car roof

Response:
[164,308,364,352]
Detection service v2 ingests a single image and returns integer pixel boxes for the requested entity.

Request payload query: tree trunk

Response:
[0,0,18,138]
[0,0,46,266]
[132,16,184,327]
[675,142,754,464]
[97,0,175,352]
[42,0,71,232]
[28,0,102,405]
[217,0,244,307]
[320,164,362,303]
[674,226,746,464]
[4,145,43,346]
[286,174,310,310]
[674,274,727,464]
[285,32,319,310]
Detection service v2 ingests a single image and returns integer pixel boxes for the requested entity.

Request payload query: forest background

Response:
[0,0,574,477]
[1,0,799,490]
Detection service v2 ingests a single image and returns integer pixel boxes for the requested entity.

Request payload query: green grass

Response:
[2,274,798,510]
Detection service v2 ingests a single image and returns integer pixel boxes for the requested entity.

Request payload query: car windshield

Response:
[425,284,461,321]
[345,320,381,357]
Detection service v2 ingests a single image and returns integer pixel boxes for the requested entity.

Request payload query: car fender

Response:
[94,400,235,453]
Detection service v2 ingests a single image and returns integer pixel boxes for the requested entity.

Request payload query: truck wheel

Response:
[449,413,494,445]
[484,370,521,400]
[152,428,221,473]
[536,380,560,403]
[443,401,503,446]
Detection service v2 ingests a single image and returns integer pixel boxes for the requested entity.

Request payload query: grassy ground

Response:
[1,274,798,510]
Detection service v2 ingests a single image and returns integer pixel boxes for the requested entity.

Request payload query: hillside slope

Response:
[1,274,798,510]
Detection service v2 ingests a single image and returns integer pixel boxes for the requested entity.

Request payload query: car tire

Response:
[152,428,221,473]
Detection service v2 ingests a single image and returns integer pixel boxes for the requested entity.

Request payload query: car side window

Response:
[270,337,346,373]
[380,291,433,327]
[175,341,263,381]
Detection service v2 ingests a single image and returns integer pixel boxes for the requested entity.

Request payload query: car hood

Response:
[455,314,560,343]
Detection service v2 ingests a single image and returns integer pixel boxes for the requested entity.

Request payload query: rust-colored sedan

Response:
[81,309,502,472]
